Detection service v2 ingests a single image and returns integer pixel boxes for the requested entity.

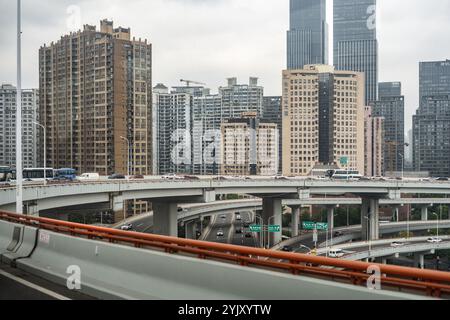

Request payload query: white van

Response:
[78,173,100,181]
[328,249,345,258]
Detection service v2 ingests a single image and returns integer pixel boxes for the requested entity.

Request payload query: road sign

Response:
[316,222,328,231]
[250,225,262,232]
[268,225,280,233]
[302,221,316,230]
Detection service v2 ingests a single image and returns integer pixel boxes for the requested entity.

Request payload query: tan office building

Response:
[39,20,152,177]
[282,65,365,176]
[221,112,278,176]
[364,106,385,177]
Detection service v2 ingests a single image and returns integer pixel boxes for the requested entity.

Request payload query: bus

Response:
[22,168,55,182]
[55,168,77,181]
[0,166,12,182]
[329,170,362,181]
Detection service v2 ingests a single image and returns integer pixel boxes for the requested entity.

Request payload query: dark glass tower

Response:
[334,0,378,105]
[287,0,328,70]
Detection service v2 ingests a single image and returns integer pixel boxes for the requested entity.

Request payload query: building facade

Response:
[364,106,384,177]
[413,96,450,177]
[370,82,405,173]
[287,0,328,70]
[262,96,282,174]
[0,84,39,168]
[153,85,192,175]
[221,112,278,176]
[39,20,152,177]
[413,60,450,177]
[282,65,365,176]
[334,0,378,105]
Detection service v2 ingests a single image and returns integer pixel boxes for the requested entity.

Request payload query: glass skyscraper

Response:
[334,0,378,105]
[287,0,328,70]
[413,60,450,177]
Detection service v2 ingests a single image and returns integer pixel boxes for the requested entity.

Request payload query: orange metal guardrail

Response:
[1,210,450,298]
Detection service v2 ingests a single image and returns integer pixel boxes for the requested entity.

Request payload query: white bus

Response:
[331,170,363,181]
[22,168,55,182]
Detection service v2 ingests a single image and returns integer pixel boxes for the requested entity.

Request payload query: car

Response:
[390,241,405,247]
[120,224,133,231]
[235,228,242,234]
[183,175,200,180]
[130,174,144,179]
[109,174,126,180]
[212,176,227,181]
[235,215,242,221]
[436,177,449,181]
[328,249,345,258]
[220,214,227,219]
[162,174,183,180]
[281,246,293,252]
[245,232,252,238]
[333,231,344,237]
[216,230,224,237]
[427,237,443,243]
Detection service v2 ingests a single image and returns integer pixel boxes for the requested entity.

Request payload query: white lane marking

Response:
[0,269,71,300]
[227,214,236,243]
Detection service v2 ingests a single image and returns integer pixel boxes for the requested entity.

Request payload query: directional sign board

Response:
[302,221,328,231]
[250,225,262,232]
[268,225,281,233]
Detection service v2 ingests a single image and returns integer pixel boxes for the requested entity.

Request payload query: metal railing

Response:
[1,210,450,298]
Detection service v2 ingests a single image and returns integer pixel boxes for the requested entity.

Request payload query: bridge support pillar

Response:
[327,206,335,232]
[24,202,39,217]
[110,194,124,223]
[414,253,425,269]
[153,202,178,237]
[262,198,282,248]
[185,221,196,239]
[361,198,380,241]
[421,206,429,221]
[290,206,301,237]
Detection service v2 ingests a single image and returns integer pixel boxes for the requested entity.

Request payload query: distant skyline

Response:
[0,0,450,132]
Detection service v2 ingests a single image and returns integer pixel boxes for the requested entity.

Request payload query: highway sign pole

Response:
[16,0,23,214]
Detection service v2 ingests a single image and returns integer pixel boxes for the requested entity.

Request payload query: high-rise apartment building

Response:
[263,97,282,174]
[153,84,192,175]
[334,0,378,104]
[364,106,384,177]
[0,84,39,168]
[413,60,450,177]
[39,20,152,176]
[287,0,328,69]
[282,65,365,176]
[370,82,405,173]
[221,112,278,176]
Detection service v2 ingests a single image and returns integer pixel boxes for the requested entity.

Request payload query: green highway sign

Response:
[250,225,262,232]
[316,222,328,231]
[268,225,281,233]
[302,221,316,230]
[302,221,328,231]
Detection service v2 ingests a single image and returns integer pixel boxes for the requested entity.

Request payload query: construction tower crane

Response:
[180,79,206,87]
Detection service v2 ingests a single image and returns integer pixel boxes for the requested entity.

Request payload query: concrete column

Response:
[185,221,196,239]
[291,206,300,237]
[393,206,400,222]
[110,194,124,223]
[414,253,425,269]
[361,198,380,241]
[262,198,282,248]
[25,203,39,217]
[327,207,335,231]
[153,202,178,237]
[421,206,428,221]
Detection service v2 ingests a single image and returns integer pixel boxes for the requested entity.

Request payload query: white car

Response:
[427,237,443,243]
[328,249,345,258]
[390,241,405,247]
[78,173,100,181]
[162,174,183,180]
[216,230,224,237]
[235,215,242,221]
[120,224,133,231]
[220,215,227,219]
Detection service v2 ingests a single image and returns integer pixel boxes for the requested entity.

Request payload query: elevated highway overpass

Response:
[1,211,449,300]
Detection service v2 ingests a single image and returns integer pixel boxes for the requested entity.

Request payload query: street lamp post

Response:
[431,212,440,238]
[33,122,46,186]
[255,214,264,248]
[120,136,131,176]
[363,215,372,252]
[16,0,23,214]
[399,153,404,180]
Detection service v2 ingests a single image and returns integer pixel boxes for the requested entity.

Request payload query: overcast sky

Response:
[1,0,450,132]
